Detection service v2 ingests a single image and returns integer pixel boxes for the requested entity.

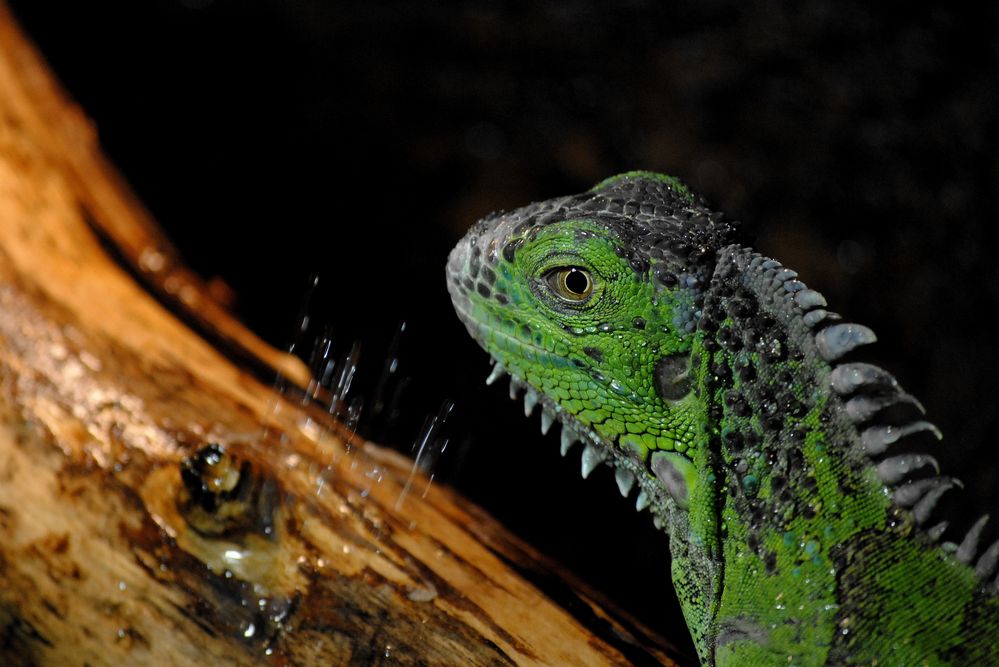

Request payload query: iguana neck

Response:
[689,245,996,665]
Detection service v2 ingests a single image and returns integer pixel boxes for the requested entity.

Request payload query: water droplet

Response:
[395,400,454,511]
[139,246,167,273]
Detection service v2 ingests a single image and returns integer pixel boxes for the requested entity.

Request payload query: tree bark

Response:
[0,5,682,665]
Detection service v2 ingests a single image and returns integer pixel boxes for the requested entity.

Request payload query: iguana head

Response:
[447,171,737,528]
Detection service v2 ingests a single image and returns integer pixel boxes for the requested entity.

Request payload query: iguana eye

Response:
[545,267,593,302]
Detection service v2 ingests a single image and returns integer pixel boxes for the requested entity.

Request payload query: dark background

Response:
[10,0,999,656]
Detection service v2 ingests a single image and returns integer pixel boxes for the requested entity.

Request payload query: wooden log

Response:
[0,5,683,665]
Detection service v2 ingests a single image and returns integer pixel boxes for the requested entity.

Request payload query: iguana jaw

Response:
[447,232,693,535]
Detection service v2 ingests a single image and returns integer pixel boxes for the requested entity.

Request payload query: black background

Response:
[10,0,999,655]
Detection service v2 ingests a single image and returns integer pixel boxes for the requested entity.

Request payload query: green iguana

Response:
[446,172,999,665]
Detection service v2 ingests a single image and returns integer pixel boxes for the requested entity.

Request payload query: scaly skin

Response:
[446,172,999,666]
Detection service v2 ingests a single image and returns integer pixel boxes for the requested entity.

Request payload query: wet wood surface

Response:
[0,4,683,665]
